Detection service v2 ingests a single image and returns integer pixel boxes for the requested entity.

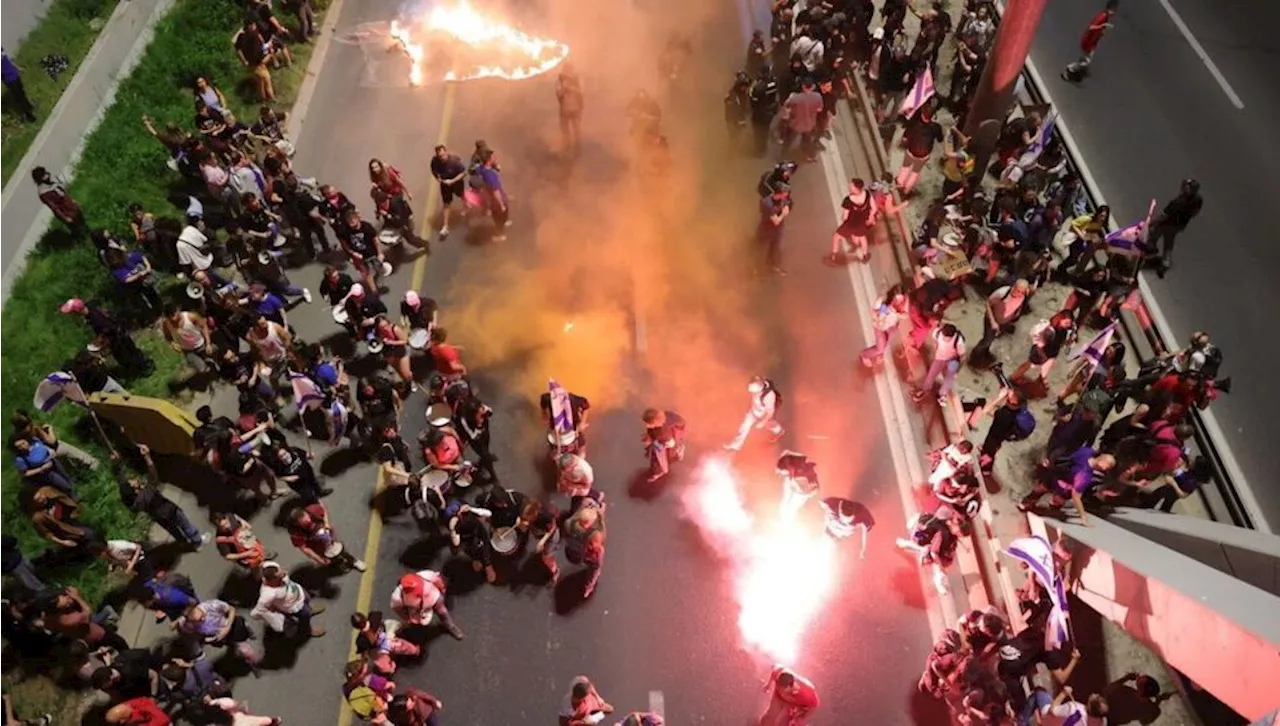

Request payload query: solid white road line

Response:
[1022,58,1270,534]
[1156,0,1245,110]
[648,690,666,717]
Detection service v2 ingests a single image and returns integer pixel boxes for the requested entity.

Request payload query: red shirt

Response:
[1080,10,1111,53]
[376,167,408,197]
[120,697,172,726]
[431,343,463,375]
[287,502,330,550]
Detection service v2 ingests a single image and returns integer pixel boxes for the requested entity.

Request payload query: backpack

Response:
[1009,406,1036,441]
[346,685,386,720]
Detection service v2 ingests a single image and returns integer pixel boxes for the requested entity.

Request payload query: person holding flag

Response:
[541,380,591,456]
[1056,321,1118,403]
[896,86,940,196]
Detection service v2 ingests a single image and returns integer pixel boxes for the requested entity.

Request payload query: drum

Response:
[426,402,453,428]
[547,430,578,448]
[409,328,430,351]
[366,334,385,354]
[274,138,296,157]
[332,305,350,325]
[422,469,450,492]
[380,259,394,278]
[378,229,403,247]
[323,540,345,559]
[490,526,519,555]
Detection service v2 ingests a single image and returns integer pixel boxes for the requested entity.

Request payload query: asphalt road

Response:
[185,0,951,723]
[111,1,955,724]
[1026,0,1280,526]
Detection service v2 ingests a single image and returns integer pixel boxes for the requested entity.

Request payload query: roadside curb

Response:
[285,0,348,144]
[0,0,177,303]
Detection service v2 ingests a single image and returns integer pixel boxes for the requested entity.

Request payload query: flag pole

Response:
[73,372,118,456]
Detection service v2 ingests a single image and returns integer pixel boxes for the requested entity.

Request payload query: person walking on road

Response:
[3,49,37,122]
[1150,178,1203,276]
[1062,0,1118,83]
[725,376,785,451]
[430,145,468,240]
[558,675,614,726]
[756,184,792,276]
[391,570,465,640]
[251,561,326,638]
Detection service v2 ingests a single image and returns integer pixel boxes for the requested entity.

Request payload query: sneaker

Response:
[196,532,212,548]
[440,226,450,239]
[446,624,465,640]
[504,220,513,228]
[309,625,327,637]
[767,430,784,443]
[302,288,313,304]
[310,603,326,616]
[353,559,367,572]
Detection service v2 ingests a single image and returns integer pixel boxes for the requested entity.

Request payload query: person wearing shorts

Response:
[895,97,943,195]
[430,145,468,239]
[829,178,878,263]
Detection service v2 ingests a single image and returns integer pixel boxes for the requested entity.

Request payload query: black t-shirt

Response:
[539,392,590,429]
[318,193,355,224]
[911,278,954,320]
[904,113,944,158]
[430,154,467,184]
[359,382,396,420]
[220,352,255,385]
[112,648,158,699]
[377,437,413,470]
[996,629,1070,679]
[338,221,378,256]
[820,497,875,528]
[400,298,438,330]
[319,273,354,306]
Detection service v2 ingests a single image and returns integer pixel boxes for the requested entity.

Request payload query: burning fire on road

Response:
[389,0,570,85]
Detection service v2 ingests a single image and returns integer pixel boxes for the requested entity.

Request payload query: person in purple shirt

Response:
[2,49,37,122]
[1020,446,1115,526]
[107,249,162,311]
[474,149,509,241]
[244,283,288,326]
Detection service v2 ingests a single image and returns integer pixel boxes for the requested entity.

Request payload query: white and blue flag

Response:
[1068,321,1117,369]
[33,372,89,412]
[1006,535,1072,651]
[1017,109,1058,169]
[548,379,573,437]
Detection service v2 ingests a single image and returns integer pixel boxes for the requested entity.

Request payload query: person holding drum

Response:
[428,328,467,379]
[524,500,564,586]
[373,316,414,391]
[357,377,402,433]
[351,610,421,666]
[455,394,497,483]
[390,570,464,639]
[369,158,428,249]
[286,502,367,573]
[449,503,497,583]
[319,265,355,307]
[400,291,437,353]
[540,387,592,455]
[336,209,387,293]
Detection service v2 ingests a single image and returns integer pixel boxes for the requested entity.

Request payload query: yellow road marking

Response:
[337,83,457,726]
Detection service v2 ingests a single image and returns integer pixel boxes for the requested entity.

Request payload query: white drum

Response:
[409,328,430,351]
[323,540,345,559]
[547,430,578,447]
[367,337,385,354]
[378,229,403,247]
[422,469,450,491]
[426,403,453,428]
[332,305,350,325]
[380,260,394,278]
[490,526,519,555]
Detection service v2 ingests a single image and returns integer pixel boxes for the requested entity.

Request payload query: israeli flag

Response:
[1017,109,1058,169]
[328,399,350,446]
[33,372,89,412]
[548,379,573,436]
[1006,536,1072,651]
[899,66,935,118]
[1068,321,1117,369]
[1105,198,1158,256]
[289,371,325,412]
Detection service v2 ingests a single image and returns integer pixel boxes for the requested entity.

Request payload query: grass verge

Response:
[1,0,123,185]
[1,0,330,612]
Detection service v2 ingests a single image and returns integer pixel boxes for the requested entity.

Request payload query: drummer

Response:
[539,387,592,454]
[343,285,387,343]
[399,290,438,343]
[556,452,602,512]
[419,424,466,474]
[455,394,497,483]
[562,500,607,599]
[448,503,497,583]
[390,570,464,639]
[522,500,563,586]
[286,501,367,574]
[642,408,687,483]
[319,265,355,307]
[373,316,414,391]
[357,376,402,432]
[478,487,527,530]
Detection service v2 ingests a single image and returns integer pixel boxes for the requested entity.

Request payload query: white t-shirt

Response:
[988,286,1026,325]
[390,570,443,620]
[104,540,142,568]
[932,328,966,361]
[558,456,594,496]
[1040,700,1107,726]
[253,577,307,616]
[176,225,214,271]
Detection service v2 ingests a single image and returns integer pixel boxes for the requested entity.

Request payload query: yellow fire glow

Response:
[390,1,570,85]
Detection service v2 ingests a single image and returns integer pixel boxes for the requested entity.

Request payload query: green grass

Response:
[2,0,330,594]
[1,0,122,184]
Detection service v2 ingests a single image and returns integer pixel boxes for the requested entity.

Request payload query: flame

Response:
[390,1,570,85]
[681,458,839,665]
